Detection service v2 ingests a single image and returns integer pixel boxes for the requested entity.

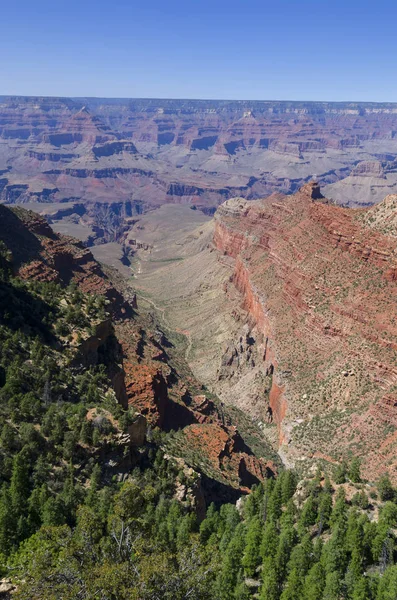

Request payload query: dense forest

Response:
[2,241,397,599]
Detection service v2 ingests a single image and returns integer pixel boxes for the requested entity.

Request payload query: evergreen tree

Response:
[0,423,16,452]
[234,580,251,600]
[216,523,246,600]
[80,419,93,445]
[260,557,280,600]
[261,519,279,561]
[312,537,323,564]
[334,460,348,484]
[27,485,48,530]
[166,500,182,548]
[41,496,65,526]
[323,521,348,575]
[281,567,303,600]
[219,503,240,551]
[244,483,265,521]
[352,576,372,600]
[275,522,297,580]
[280,471,297,505]
[281,499,297,526]
[62,430,77,460]
[86,463,101,508]
[351,490,369,509]
[242,516,263,576]
[302,562,325,600]
[92,427,101,447]
[372,523,394,573]
[349,457,362,483]
[377,475,395,502]
[377,564,397,599]
[330,488,347,528]
[32,454,50,487]
[62,464,80,522]
[298,494,317,534]
[262,478,275,523]
[346,509,364,554]
[0,486,13,552]
[323,476,333,495]
[317,490,332,533]
[379,501,397,528]
[200,502,220,544]
[176,514,194,552]
[10,451,30,515]
[268,478,283,520]
[322,571,341,600]
[287,534,313,578]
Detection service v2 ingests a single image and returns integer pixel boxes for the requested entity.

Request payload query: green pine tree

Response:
[349,457,362,483]
[377,475,395,502]
[352,576,371,600]
[322,571,341,600]
[216,523,246,600]
[334,460,348,485]
[261,519,279,561]
[242,516,263,577]
[302,562,325,600]
[281,567,303,600]
[260,557,280,600]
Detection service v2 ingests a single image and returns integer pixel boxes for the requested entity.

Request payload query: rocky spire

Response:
[300,180,324,200]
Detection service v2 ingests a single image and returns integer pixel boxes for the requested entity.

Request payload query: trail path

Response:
[139,293,194,362]
[184,330,193,361]
[140,295,168,326]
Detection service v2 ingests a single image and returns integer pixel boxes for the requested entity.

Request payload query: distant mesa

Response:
[2,96,397,214]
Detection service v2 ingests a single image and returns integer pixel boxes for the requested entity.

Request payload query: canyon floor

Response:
[61,186,397,485]
[81,204,288,466]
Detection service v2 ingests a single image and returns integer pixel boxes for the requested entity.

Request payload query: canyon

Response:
[4,97,397,248]
[127,183,397,484]
[4,95,397,483]
[0,203,278,505]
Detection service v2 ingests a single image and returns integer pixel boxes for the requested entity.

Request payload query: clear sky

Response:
[1,0,396,102]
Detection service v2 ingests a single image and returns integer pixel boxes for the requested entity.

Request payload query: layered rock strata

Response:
[213,182,397,481]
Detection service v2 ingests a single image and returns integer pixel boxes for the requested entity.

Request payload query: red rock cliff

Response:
[214,183,397,481]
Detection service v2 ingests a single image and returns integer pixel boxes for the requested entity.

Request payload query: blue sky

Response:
[1,0,396,101]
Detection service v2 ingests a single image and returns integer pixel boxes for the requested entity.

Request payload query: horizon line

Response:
[1,93,397,105]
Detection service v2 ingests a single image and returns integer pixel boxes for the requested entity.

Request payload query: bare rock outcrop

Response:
[352,160,386,178]
[128,414,147,447]
[213,182,397,482]
[218,325,256,380]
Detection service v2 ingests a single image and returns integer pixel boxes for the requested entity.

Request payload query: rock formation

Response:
[213,182,397,482]
[0,204,276,501]
[3,96,397,236]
